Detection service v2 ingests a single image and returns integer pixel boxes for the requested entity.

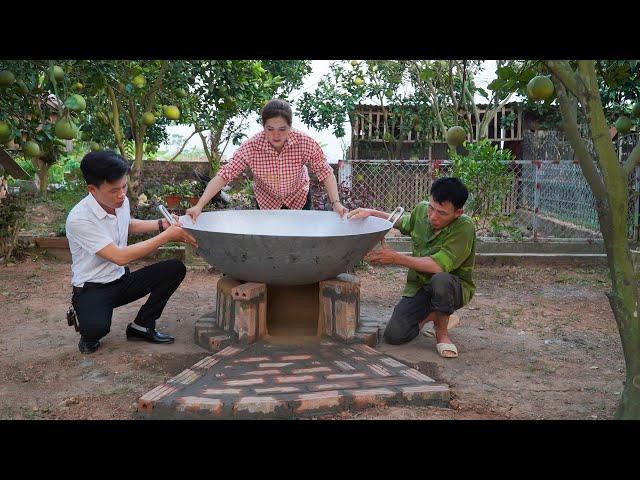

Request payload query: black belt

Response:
[73,267,130,295]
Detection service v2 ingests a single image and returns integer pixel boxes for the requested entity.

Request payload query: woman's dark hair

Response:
[261,99,293,126]
[430,177,469,210]
[80,150,131,187]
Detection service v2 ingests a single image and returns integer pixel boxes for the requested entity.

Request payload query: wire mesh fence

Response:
[336,158,640,242]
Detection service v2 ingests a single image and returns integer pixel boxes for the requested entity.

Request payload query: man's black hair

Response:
[430,177,469,210]
[80,150,131,187]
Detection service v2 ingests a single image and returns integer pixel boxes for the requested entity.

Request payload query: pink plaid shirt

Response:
[217,129,334,209]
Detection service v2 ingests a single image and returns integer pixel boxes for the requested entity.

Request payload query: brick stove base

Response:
[194,274,388,352]
[137,340,450,419]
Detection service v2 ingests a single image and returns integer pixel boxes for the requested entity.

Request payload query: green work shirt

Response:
[397,201,476,305]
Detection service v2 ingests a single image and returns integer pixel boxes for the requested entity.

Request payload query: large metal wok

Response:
[164,208,403,285]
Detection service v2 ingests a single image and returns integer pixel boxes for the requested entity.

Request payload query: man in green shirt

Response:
[347,177,475,358]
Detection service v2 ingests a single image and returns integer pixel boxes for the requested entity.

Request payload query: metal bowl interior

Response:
[179,210,393,285]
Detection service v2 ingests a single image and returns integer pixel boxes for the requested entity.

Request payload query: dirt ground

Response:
[0,254,623,420]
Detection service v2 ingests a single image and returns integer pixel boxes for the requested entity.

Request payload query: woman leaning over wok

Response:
[186,98,348,222]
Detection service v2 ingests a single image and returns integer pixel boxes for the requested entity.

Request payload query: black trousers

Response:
[256,187,312,210]
[383,272,464,345]
[71,259,186,342]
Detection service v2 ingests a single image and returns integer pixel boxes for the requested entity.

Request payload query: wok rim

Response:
[179,210,393,239]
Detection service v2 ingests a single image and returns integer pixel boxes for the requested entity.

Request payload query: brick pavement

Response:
[138,339,450,419]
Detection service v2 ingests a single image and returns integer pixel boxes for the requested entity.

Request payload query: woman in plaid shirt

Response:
[186,99,348,221]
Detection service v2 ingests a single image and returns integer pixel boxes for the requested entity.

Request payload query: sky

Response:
[162,60,499,164]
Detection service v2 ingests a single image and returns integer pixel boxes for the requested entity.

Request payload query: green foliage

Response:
[0,191,33,260]
[596,60,640,122]
[444,139,516,233]
[162,179,201,197]
[184,60,311,172]
[298,61,436,159]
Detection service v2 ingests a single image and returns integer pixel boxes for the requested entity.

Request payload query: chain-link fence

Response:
[337,158,640,242]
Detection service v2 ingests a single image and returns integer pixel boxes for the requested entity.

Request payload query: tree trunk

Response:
[595,199,640,418]
[545,59,640,418]
[129,138,144,200]
[33,158,49,198]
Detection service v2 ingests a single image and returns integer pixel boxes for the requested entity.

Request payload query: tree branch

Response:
[553,77,606,199]
[545,60,581,99]
[143,61,168,113]
[106,85,126,158]
[169,129,200,162]
[623,141,640,175]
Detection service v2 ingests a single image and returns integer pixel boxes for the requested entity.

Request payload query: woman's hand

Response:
[332,201,348,218]
[186,204,203,222]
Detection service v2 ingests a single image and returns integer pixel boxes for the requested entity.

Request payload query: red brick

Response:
[280,355,312,361]
[235,396,281,415]
[291,367,333,374]
[253,386,301,394]
[231,282,265,301]
[168,368,201,385]
[333,360,355,371]
[192,356,220,370]
[362,377,410,388]
[202,388,243,395]
[175,396,223,415]
[353,344,379,356]
[224,378,265,386]
[367,364,392,377]
[233,357,271,363]
[275,375,316,384]
[400,369,435,382]
[209,334,232,346]
[379,357,406,368]
[354,332,378,346]
[215,346,244,357]
[140,384,179,403]
[350,388,399,407]
[325,372,367,380]
[310,381,359,391]
[400,384,450,403]
[259,362,293,368]
[295,391,343,413]
[241,369,282,376]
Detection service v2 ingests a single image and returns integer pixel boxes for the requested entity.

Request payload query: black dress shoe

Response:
[126,323,175,344]
[78,337,101,354]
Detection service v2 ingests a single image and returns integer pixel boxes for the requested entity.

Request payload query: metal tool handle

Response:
[386,206,404,225]
[158,204,177,226]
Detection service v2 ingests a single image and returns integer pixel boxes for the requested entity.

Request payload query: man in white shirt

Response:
[66,151,198,354]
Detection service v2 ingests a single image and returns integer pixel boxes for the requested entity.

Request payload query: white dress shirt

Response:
[65,193,130,287]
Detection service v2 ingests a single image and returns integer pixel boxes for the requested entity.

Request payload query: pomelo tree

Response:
[298,60,438,160]
[298,60,530,159]
[175,60,311,175]
[498,59,640,418]
[0,60,87,196]
[70,60,193,196]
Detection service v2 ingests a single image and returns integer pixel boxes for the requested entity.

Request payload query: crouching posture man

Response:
[348,177,475,358]
[65,151,198,354]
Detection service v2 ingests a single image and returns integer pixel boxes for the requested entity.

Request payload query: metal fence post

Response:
[533,161,541,242]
